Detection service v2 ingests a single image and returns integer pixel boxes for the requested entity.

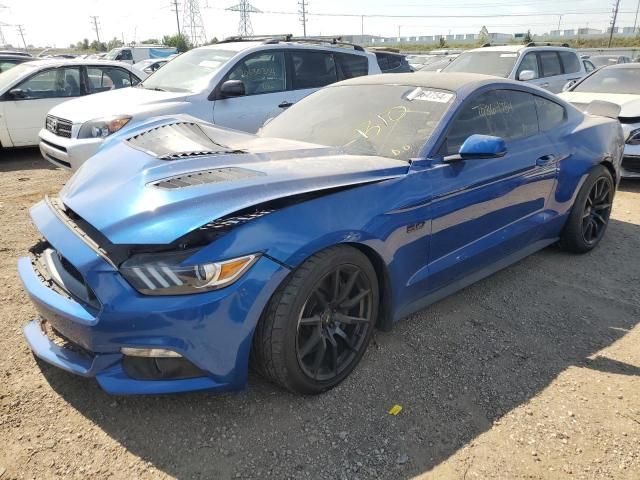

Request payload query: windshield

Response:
[444,51,518,77]
[573,67,640,95]
[141,48,236,92]
[0,62,37,91]
[104,48,121,60]
[260,84,454,161]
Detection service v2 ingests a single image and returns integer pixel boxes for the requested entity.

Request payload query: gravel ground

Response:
[0,149,639,480]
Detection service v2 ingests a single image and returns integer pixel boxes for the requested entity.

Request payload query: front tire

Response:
[252,245,379,394]
[559,165,614,253]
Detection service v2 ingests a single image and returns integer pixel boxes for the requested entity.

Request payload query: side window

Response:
[16,67,81,99]
[534,96,566,132]
[516,53,539,79]
[291,50,337,89]
[584,60,595,73]
[446,90,539,155]
[121,49,133,61]
[559,52,580,74]
[226,51,286,95]
[87,67,133,93]
[335,52,368,80]
[539,51,562,77]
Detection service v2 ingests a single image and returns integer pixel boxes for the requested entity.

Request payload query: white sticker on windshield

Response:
[407,87,453,103]
[500,53,518,57]
[199,60,222,68]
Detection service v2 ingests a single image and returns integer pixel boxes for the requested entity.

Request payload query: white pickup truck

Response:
[104,45,177,65]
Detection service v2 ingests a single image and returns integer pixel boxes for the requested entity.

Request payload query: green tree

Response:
[141,38,160,44]
[162,34,192,52]
[478,26,489,45]
[523,30,533,44]
[438,36,446,48]
[107,37,123,50]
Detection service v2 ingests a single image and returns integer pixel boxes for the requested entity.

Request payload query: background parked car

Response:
[558,63,640,178]
[369,49,412,73]
[104,45,177,64]
[0,59,144,148]
[587,55,632,68]
[133,58,169,75]
[443,43,585,93]
[0,50,32,58]
[419,54,459,72]
[39,35,381,171]
[0,54,32,73]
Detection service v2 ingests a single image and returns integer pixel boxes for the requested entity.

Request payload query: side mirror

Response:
[518,70,536,81]
[8,88,26,99]
[444,134,507,163]
[220,80,246,98]
[562,80,577,92]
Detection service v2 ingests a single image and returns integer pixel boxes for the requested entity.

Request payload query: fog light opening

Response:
[120,347,182,358]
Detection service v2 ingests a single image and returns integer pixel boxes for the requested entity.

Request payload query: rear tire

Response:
[559,165,613,253]
[251,245,379,394]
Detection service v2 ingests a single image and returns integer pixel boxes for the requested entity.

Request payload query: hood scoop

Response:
[151,167,262,189]
[126,122,245,160]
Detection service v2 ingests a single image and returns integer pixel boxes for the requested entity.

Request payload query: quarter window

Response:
[539,51,562,77]
[534,96,566,132]
[335,53,368,79]
[16,67,81,99]
[291,50,338,89]
[559,52,581,74]
[227,51,286,95]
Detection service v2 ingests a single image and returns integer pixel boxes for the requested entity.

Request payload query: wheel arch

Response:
[599,158,617,185]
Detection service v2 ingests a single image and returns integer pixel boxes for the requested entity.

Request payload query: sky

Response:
[1,0,640,48]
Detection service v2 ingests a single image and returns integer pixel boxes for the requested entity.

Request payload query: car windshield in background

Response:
[104,49,121,60]
[444,51,518,77]
[573,67,640,95]
[141,48,236,92]
[260,84,454,161]
[0,62,37,91]
[589,56,618,67]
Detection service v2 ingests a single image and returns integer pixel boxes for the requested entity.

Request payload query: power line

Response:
[89,16,101,44]
[608,0,621,47]
[182,0,207,45]
[226,0,261,36]
[298,0,308,37]
[16,24,26,49]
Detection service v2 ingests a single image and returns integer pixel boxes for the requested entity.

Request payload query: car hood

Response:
[59,118,409,245]
[47,87,190,124]
[559,91,640,117]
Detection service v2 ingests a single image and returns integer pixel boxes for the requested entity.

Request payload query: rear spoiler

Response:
[584,100,621,120]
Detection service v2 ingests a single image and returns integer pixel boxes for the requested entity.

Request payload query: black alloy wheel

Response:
[581,176,613,245]
[295,265,374,382]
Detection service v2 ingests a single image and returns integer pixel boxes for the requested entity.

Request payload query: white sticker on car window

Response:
[406,88,453,103]
[500,53,518,57]
[199,60,223,68]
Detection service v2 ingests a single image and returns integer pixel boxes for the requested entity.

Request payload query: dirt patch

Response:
[1,149,639,479]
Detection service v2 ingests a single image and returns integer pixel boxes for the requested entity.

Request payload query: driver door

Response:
[213,50,289,133]
[425,89,557,291]
[2,66,82,146]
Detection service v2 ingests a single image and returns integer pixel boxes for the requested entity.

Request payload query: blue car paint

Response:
[19,78,623,394]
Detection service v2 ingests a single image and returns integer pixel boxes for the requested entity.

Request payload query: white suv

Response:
[443,43,586,93]
[39,36,381,171]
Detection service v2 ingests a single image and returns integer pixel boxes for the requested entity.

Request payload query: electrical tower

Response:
[298,0,308,37]
[16,24,27,50]
[182,0,207,46]
[90,16,101,44]
[226,0,261,37]
[608,0,621,47]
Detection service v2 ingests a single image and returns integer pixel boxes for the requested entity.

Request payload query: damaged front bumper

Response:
[18,199,289,395]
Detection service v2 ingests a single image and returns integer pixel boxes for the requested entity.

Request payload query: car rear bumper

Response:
[19,199,290,395]
[38,128,103,171]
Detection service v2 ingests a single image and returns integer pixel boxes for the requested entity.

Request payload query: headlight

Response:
[120,250,259,295]
[626,128,640,145]
[77,115,132,139]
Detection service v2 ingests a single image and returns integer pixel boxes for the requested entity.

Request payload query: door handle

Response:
[536,154,557,166]
[278,101,294,109]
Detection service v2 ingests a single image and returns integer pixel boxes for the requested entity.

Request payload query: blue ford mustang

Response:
[19,73,623,395]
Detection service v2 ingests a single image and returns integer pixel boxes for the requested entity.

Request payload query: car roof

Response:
[201,40,370,56]
[598,63,640,70]
[0,54,30,61]
[467,45,575,53]
[336,72,505,91]
[20,58,134,68]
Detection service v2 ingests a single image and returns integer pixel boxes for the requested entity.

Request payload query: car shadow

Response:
[38,217,640,479]
[0,147,58,172]
[618,179,640,193]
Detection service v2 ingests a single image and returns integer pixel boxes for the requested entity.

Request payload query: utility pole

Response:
[361,15,364,42]
[16,24,27,50]
[89,16,101,44]
[634,0,640,33]
[557,14,563,32]
[298,0,308,37]
[608,0,621,48]
[171,0,181,36]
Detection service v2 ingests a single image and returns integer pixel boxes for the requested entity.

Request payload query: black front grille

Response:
[622,156,640,174]
[45,115,73,138]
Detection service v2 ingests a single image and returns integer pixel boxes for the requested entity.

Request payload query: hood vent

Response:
[151,167,261,189]
[126,122,244,160]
